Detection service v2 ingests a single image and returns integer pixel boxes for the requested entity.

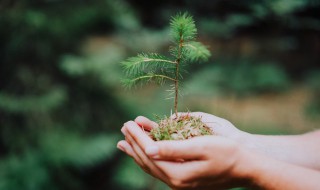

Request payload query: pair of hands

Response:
[117,112,251,189]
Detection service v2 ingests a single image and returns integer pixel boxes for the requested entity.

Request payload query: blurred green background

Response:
[0,0,320,189]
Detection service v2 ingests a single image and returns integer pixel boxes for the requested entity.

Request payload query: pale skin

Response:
[117,112,320,189]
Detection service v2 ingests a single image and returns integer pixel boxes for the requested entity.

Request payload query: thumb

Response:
[145,138,205,160]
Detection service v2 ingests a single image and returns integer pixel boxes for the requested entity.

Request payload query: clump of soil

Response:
[150,115,214,141]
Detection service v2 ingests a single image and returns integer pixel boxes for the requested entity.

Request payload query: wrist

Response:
[232,131,254,147]
[233,131,261,152]
[231,146,261,188]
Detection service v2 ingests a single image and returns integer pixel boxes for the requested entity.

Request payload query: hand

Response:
[118,121,251,190]
[118,114,320,189]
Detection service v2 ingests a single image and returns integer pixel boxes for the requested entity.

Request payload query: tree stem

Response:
[174,35,183,118]
[174,62,179,118]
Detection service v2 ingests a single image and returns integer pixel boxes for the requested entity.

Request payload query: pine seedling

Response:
[122,12,213,140]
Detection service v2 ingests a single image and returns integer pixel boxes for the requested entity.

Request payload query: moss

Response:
[150,115,213,141]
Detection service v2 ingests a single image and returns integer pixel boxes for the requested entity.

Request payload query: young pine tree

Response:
[122,12,213,140]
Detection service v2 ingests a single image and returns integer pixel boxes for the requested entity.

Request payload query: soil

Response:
[150,114,214,141]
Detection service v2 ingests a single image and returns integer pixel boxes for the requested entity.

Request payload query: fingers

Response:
[155,160,206,182]
[146,137,206,160]
[117,139,146,170]
[121,134,203,186]
[124,121,206,160]
[125,132,169,182]
[135,116,158,131]
[117,140,134,157]
[119,120,211,189]
[124,121,155,150]
[125,134,152,173]
[118,134,167,181]
[122,121,169,180]
[119,124,150,169]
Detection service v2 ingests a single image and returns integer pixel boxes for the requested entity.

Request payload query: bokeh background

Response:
[1,0,320,189]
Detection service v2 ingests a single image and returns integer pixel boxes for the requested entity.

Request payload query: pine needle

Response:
[170,12,197,43]
[121,12,211,117]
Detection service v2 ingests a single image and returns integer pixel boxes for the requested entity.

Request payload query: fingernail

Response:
[117,144,125,152]
[145,146,159,157]
[127,121,136,127]
[121,128,126,136]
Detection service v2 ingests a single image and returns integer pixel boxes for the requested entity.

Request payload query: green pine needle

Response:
[122,53,175,76]
[170,12,197,43]
[183,41,211,62]
[122,73,176,89]
[121,53,177,88]
[121,12,211,114]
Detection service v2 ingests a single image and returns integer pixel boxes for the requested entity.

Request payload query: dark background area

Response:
[0,0,320,189]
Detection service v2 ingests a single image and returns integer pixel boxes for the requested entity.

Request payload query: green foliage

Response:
[122,12,211,114]
[199,14,254,38]
[122,53,176,88]
[113,157,152,190]
[0,152,50,190]
[185,62,290,97]
[1,0,319,189]
[170,12,197,42]
[268,0,310,15]
[122,12,210,86]
[60,45,125,87]
[0,88,66,113]
[196,1,320,39]
[305,71,320,117]
[183,41,211,62]
[0,1,133,190]
[0,132,120,190]
[40,132,120,167]
[119,29,171,52]
[114,157,170,190]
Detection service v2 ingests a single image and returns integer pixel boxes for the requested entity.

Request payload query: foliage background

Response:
[0,0,319,189]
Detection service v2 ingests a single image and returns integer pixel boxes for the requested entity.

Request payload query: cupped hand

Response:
[118,121,251,190]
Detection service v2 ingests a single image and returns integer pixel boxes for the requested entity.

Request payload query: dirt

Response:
[150,115,213,141]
